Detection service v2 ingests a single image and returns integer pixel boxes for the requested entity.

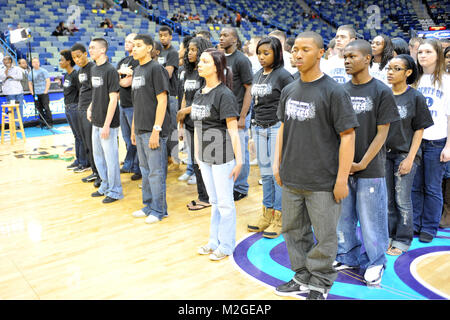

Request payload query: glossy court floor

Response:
[0,125,448,300]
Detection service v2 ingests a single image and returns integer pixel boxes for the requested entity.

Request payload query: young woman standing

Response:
[385,54,434,255]
[246,36,294,239]
[192,48,242,260]
[176,37,213,211]
[412,39,450,243]
[370,34,394,85]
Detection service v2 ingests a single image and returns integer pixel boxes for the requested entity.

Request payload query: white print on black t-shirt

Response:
[158,57,166,65]
[191,104,212,121]
[63,79,71,88]
[79,73,87,83]
[184,79,200,92]
[251,83,273,97]
[91,76,103,88]
[132,76,146,90]
[285,99,316,121]
[397,105,408,119]
[350,96,374,114]
[179,70,185,81]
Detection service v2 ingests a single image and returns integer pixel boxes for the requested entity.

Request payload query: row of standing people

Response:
[57,24,449,299]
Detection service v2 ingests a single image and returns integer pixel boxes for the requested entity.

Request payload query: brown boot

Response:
[247,206,274,232]
[263,210,282,239]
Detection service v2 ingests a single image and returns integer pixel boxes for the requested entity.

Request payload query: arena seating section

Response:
[0,0,448,78]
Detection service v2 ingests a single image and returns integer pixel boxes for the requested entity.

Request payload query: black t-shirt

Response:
[386,86,434,159]
[91,61,121,128]
[63,69,80,105]
[252,67,294,125]
[78,61,95,110]
[343,78,400,178]
[225,50,253,113]
[131,59,171,137]
[177,66,185,109]
[277,74,359,192]
[182,69,204,131]
[158,45,179,96]
[117,55,139,108]
[192,83,240,165]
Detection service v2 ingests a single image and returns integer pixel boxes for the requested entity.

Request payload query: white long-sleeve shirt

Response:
[0,65,24,95]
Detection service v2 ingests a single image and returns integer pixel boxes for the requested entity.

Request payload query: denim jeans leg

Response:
[199,160,237,255]
[233,127,250,194]
[167,96,179,162]
[356,177,389,269]
[387,153,417,251]
[420,139,446,237]
[120,106,140,174]
[8,94,24,129]
[336,177,361,267]
[92,126,123,199]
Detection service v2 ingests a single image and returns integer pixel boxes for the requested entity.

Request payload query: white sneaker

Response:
[209,249,228,261]
[178,172,192,181]
[145,215,160,224]
[132,209,147,218]
[187,175,197,185]
[364,265,384,286]
[198,244,214,255]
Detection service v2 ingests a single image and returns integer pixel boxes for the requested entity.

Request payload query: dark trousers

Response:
[186,128,209,203]
[35,93,53,126]
[77,108,98,175]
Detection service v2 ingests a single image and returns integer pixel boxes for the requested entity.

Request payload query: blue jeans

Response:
[167,95,180,162]
[92,125,124,200]
[136,132,168,220]
[199,159,237,255]
[7,93,24,128]
[65,103,88,167]
[385,152,417,251]
[254,122,282,211]
[119,105,140,174]
[336,176,389,269]
[412,138,446,237]
[233,112,251,194]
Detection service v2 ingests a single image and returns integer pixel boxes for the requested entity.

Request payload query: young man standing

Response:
[87,38,123,203]
[117,33,141,180]
[28,57,53,128]
[273,32,359,300]
[219,27,253,201]
[335,39,400,286]
[158,26,180,167]
[130,34,170,224]
[322,25,356,84]
[71,43,100,185]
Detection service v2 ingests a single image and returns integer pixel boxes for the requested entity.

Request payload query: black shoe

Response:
[131,173,142,181]
[82,173,98,182]
[306,290,327,300]
[91,191,104,197]
[419,232,433,243]
[120,168,131,173]
[233,191,248,201]
[274,279,309,297]
[67,161,79,170]
[94,178,101,188]
[102,196,118,203]
[74,165,91,173]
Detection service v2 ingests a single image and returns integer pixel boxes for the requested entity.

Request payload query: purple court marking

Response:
[394,246,450,300]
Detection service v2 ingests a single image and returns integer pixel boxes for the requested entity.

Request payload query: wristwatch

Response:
[153,125,162,132]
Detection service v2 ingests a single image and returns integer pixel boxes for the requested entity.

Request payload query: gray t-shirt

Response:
[225,50,253,113]
[277,74,359,192]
